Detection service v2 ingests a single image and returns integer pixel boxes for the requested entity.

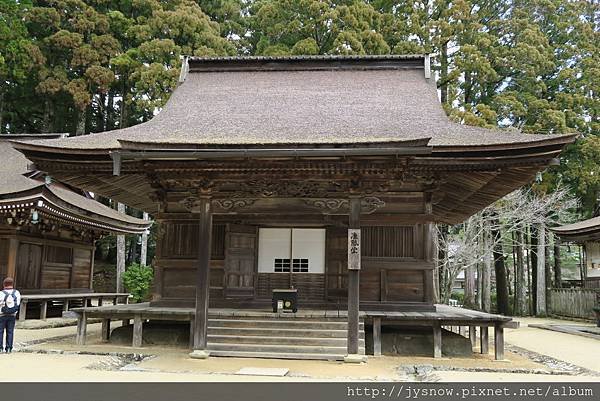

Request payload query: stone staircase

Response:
[206,315,366,360]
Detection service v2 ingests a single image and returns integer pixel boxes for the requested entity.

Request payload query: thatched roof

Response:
[12,55,575,153]
[0,138,150,234]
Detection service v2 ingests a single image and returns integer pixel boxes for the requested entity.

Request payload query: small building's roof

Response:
[12,55,575,154]
[0,138,150,234]
[551,216,600,242]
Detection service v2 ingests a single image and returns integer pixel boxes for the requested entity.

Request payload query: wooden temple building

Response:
[553,217,600,288]
[0,135,150,318]
[13,55,575,360]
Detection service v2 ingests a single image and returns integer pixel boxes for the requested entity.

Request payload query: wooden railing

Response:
[549,288,599,320]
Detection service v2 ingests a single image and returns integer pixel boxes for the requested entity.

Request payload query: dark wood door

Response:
[326,227,348,301]
[17,243,42,289]
[224,224,257,299]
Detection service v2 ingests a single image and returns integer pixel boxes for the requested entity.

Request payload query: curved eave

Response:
[0,189,150,235]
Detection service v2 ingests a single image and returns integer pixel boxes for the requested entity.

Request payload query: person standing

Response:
[0,277,21,353]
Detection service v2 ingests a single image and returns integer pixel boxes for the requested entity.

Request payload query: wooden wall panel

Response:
[162,268,196,299]
[72,248,92,289]
[326,227,348,300]
[362,226,414,258]
[385,270,424,302]
[257,273,325,300]
[161,222,226,259]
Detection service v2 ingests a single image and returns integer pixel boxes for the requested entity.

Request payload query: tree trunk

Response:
[535,222,546,315]
[42,98,53,133]
[482,219,492,313]
[107,91,115,130]
[75,107,86,136]
[0,90,4,134]
[439,41,449,105]
[530,225,538,313]
[492,216,509,315]
[553,234,562,287]
[437,225,448,302]
[526,226,533,314]
[116,202,126,293]
[464,264,476,309]
[515,230,527,316]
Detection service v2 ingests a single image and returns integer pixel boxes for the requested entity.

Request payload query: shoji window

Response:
[258,228,325,274]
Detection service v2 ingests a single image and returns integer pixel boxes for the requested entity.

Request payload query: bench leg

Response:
[18,300,27,322]
[469,326,477,350]
[433,322,442,358]
[63,300,70,313]
[189,316,195,350]
[132,315,143,347]
[480,326,489,354]
[125,296,129,305]
[494,323,505,360]
[101,318,111,342]
[98,297,103,307]
[113,297,118,305]
[373,317,382,356]
[40,301,47,321]
[76,312,87,345]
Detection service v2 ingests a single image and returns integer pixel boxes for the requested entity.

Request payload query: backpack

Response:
[1,290,19,314]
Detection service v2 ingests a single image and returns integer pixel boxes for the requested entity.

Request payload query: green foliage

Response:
[122,263,154,303]
[0,0,598,217]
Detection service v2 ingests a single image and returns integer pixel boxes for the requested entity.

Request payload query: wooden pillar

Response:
[40,301,47,321]
[76,311,87,345]
[469,326,477,349]
[190,195,212,359]
[423,195,436,304]
[344,196,364,363]
[433,321,442,358]
[18,299,27,322]
[6,238,18,280]
[101,319,111,342]
[536,222,546,315]
[132,314,143,347]
[140,212,149,266]
[480,326,489,354]
[189,316,195,350]
[372,317,382,356]
[116,202,126,293]
[494,323,505,360]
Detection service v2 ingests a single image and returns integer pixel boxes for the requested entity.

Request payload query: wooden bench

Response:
[18,292,130,321]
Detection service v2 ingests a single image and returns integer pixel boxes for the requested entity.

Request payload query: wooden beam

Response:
[373,317,382,356]
[6,238,18,280]
[76,311,87,345]
[132,314,143,347]
[101,318,111,342]
[40,301,47,321]
[433,321,442,358]
[480,326,489,354]
[469,326,477,350]
[190,195,213,359]
[346,196,361,359]
[494,323,505,360]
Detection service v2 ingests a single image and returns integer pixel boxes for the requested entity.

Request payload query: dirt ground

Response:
[3,317,599,382]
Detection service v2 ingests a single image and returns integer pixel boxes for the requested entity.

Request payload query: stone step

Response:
[207,334,366,347]
[208,318,364,330]
[207,350,346,361]
[207,342,366,355]
[208,326,365,339]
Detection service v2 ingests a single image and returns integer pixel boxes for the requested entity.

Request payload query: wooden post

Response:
[18,299,27,322]
[480,326,489,354]
[132,314,143,347]
[469,326,477,349]
[76,311,87,345]
[189,316,195,350]
[424,195,436,304]
[373,317,382,356]
[6,239,18,284]
[63,299,69,313]
[433,321,442,358]
[494,323,505,360]
[344,196,364,363]
[140,212,149,266]
[40,301,47,320]
[101,319,111,342]
[98,297,103,307]
[190,195,212,359]
[116,202,126,293]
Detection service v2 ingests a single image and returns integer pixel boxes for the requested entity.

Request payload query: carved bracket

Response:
[212,198,257,211]
[303,196,386,214]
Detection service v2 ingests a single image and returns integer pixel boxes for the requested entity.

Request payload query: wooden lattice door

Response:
[224,224,257,299]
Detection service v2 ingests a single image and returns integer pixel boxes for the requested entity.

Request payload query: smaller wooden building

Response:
[553,217,600,288]
[0,135,150,294]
